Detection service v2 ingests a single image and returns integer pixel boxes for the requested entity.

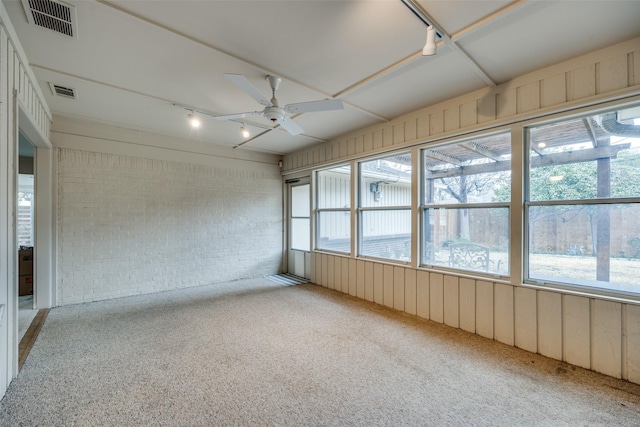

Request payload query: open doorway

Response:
[12,106,54,374]
[17,131,37,343]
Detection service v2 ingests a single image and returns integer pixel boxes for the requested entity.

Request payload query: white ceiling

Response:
[4,0,640,155]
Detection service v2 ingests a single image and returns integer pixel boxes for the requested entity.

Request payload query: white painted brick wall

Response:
[57,148,282,305]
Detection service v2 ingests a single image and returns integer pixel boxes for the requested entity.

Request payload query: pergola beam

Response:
[424,144,630,179]
[460,141,503,161]
[424,149,465,166]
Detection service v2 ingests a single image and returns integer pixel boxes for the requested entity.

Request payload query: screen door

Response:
[287,179,311,278]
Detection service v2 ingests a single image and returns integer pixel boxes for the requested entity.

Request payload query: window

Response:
[421,132,511,275]
[316,165,351,253]
[18,174,34,247]
[526,105,640,295]
[359,153,411,262]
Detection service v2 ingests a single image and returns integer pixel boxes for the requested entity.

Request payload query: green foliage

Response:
[492,150,640,202]
[530,162,597,201]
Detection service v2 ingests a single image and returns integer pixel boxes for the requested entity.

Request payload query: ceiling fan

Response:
[213,73,344,135]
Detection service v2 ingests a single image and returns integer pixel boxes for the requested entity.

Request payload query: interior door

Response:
[287,178,311,278]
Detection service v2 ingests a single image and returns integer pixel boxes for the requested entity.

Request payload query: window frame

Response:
[419,131,512,277]
[357,152,412,263]
[315,164,352,254]
[523,105,640,297]
[302,97,640,301]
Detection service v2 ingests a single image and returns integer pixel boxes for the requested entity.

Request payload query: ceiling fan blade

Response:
[224,73,272,107]
[285,98,343,114]
[278,116,304,135]
[211,111,262,121]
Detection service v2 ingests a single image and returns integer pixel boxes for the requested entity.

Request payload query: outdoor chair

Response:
[448,242,490,272]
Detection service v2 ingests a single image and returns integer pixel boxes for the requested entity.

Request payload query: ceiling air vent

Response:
[49,82,77,100]
[21,0,77,38]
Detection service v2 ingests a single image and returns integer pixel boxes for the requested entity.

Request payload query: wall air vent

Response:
[21,0,77,38]
[49,82,77,100]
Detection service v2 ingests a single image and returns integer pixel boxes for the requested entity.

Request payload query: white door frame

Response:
[286,177,311,278]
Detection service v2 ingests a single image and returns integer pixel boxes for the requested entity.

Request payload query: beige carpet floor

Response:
[1,277,639,426]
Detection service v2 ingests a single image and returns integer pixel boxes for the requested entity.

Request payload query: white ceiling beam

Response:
[97,0,388,124]
[451,0,531,43]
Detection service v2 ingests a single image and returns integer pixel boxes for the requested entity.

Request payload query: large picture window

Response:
[421,132,511,275]
[316,165,351,253]
[359,153,412,262]
[526,105,640,295]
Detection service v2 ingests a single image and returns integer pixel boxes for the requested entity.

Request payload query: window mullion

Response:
[511,124,524,286]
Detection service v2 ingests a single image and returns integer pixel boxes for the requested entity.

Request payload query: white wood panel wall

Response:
[314,254,640,385]
[290,37,640,386]
[0,6,53,399]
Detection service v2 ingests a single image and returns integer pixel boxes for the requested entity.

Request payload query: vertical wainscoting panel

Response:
[404,118,417,142]
[416,115,429,139]
[393,123,405,145]
[348,259,358,297]
[444,107,460,132]
[416,271,430,319]
[598,54,628,94]
[334,256,342,293]
[476,281,494,339]
[373,263,384,304]
[478,89,496,124]
[516,81,540,114]
[429,273,444,323]
[356,260,365,299]
[514,287,537,353]
[538,291,563,360]
[311,252,320,284]
[364,261,374,302]
[383,265,394,308]
[592,299,622,379]
[443,275,459,328]
[634,49,640,86]
[494,284,514,346]
[405,269,417,316]
[321,254,329,287]
[459,278,476,333]
[327,256,335,290]
[563,295,591,370]
[496,89,516,119]
[460,101,478,128]
[627,304,640,384]
[569,65,596,101]
[341,258,350,294]
[394,267,405,312]
[541,73,566,108]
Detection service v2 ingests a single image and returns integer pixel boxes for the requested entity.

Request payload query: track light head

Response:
[422,25,437,56]
[241,124,250,138]
[187,111,200,128]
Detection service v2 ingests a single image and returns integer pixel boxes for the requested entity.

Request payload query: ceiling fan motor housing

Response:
[264,106,285,122]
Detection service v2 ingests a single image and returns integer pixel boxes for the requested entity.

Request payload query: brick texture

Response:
[57,148,282,305]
